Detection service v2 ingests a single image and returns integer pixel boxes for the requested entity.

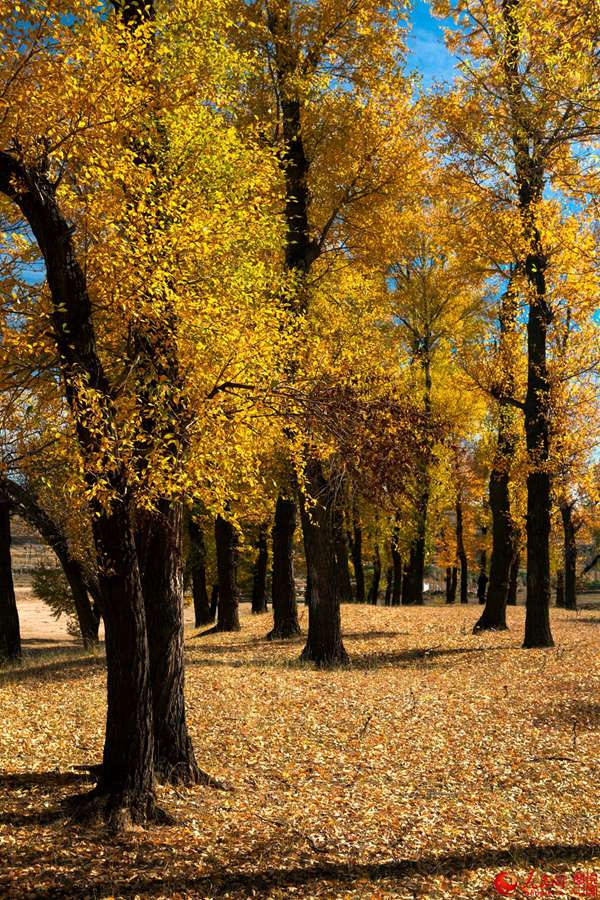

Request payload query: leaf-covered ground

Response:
[0,604,598,899]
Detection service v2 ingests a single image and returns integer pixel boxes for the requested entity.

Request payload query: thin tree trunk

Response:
[384,565,393,606]
[299,460,348,664]
[456,495,468,604]
[561,503,577,611]
[188,515,212,627]
[269,496,300,638]
[555,569,565,608]
[0,498,20,661]
[251,524,269,614]
[1,477,99,646]
[350,519,365,603]
[368,544,381,605]
[214,515,241,632]
[507,553,519,605]
[137,502,200,785]
[391,529,402,606]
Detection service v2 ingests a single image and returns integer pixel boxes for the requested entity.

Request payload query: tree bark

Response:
[136,502,200,784]
[333,508,353,603]
[0,498,21,661]
[251,524,269,614]
[299,460,348,665]
[269,497,300,638]
[350,519,365,603]
[188,515,212,627]
[214,515,241,632]
[560,503,577,611]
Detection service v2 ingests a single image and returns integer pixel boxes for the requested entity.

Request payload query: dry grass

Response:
[0,604,598,899]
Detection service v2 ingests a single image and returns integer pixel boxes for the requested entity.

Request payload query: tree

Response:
[433,0,600,647]
[0,495,20,661]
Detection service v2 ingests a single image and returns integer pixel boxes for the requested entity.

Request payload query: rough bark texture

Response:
[299,461,348,665]
[349,520,365,603]
[0,498,21,661]
[368,544,381,605]
[251,524,269,614]
[560,503,577,611]
[269,497,300,638]
[214,515,241,632]
[137,502,200,784]
[188,515,212,627]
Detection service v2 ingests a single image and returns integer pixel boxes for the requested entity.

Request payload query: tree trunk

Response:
[456,496,468,604]
[1,477,99,646]
[503,0,553,649]
[89,502,158,826]
[391,531,402,606]
[368,544,381,605]
[136,502,199,785]
[299,460,348,665]
[0,498,20,661]
[188,515,212,627]
[384,566,393,606]
[555,569,565,608]
[269,496,300,638]
[333,509,353,603]
[350,519,365,603]
[508,553,519,605]
[209,584,219,620]
[474,465,512,630]
[0,154,161,824]
[560,503,577,611]
[251,524,269,614]
[445,567,453,604]
[214,515,241,632]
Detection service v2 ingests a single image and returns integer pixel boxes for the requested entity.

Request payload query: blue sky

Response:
[406,0,456,87]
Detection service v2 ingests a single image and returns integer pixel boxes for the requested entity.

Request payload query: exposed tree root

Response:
[64,786,175,831]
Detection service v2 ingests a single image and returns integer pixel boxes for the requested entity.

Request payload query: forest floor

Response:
[0,603,598,899]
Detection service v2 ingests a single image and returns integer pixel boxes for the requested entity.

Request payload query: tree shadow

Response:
[348,644,505,670]
[8,840,600,898]
[0,654,103,686]
[0,769,96,789]
[533,699,600,732]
